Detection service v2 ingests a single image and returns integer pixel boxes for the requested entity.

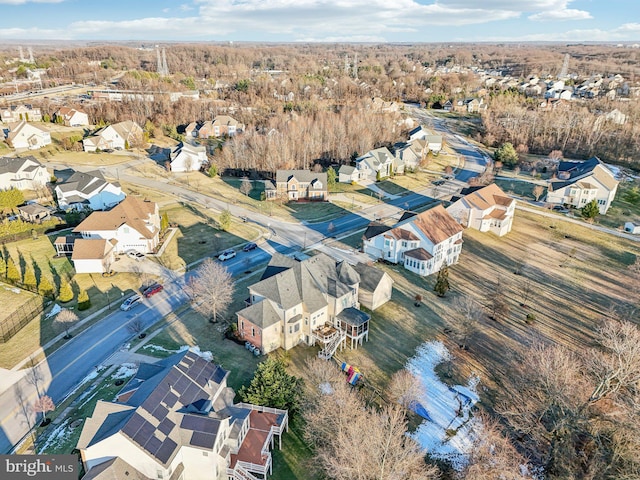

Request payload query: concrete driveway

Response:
[111,255,178,283]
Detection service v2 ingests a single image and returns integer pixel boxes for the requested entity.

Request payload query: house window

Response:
[240,320,244,329]
[251,327,255,337]
[157,470,164,479]
[402,241,407,247]
[123,227,129,234]
[294,323,300,332]
[384,239,390,247]
[202,451,208,457]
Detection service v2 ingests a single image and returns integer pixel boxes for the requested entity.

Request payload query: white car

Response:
[218,249,236,261]
[126,250,145,260]
[120,294,143,311]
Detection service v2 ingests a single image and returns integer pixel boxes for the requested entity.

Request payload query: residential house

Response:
[54,106,90,127]
[82,121,144,152]
[338,165,359,183]
[191,116,245,139]
[264,180,277,200]
[446,183,516,237]
[624,222,640,234]
[0,155,49,190]
[274,170,327,201]
[546,157,618,214]
[55,170,125,211]
[237,252,372,358]
[169,142,207,172]
[425,134,443,154]
[6,121,51,150]
[72,196,160,254]
[71,238,117,274]
[0,104,42,123]
[17,203,51,222]
[408,125,428,141]
[352,263,394,311]
[355,147,395,182]
[455,98,485,113]
[394,140,426,172]
[212,116,244,137]
[77,350,288,480]
[362,204,464,276]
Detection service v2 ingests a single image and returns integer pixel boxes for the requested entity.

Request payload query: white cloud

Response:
[0,27,69,39]
[529,8,592,21]
[179,3,193,11]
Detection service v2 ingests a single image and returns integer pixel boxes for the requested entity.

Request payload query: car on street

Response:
[243,242,257,252]
[218,249,236,261]
[142,283,164,298]
[120,294,143,311]
[552,205,570,213]
[431,179,445,186]
[126,250,145,260]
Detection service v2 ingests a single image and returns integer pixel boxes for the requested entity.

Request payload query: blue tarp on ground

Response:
[409,401,433,422]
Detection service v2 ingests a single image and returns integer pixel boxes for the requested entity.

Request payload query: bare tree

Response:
[239,176,252,196]
[25,360,44,398]
[532,185,544,202]
[448,295,483,349]
[183,156,193,173]
[519,277,534,308]
[463,414,533,479]
[14,384,36,449]
[33,395,55,424]
[387,369,423,409]
[186,258,234,323]
[127,318,145,337]
[302,359,438,480]
[486,278,510,321]
[55,309,78,339]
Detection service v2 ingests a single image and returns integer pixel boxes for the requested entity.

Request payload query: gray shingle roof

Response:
[275,170,327,185]
[353,263,390,292]
[0,155,42,175]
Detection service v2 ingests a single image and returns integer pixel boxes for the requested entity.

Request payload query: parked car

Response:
[431,179,445,186]
[218,249,236,261]
[126,250,145,260]
[243,242,257,252]
[142,283,163,298]
[552,205,570,213]
[120,294,142,311]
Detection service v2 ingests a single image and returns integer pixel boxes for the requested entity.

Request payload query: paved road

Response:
[408,106,489,182]
[0,156,465,453]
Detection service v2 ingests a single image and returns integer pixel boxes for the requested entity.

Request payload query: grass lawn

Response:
[494,178,547,201]
[155,203,263,270]
[597,179,640,230]
[0,234,151,369]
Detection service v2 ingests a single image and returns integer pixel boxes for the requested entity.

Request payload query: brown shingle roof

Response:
[404,247,433,260]
[73,197,156,239]
[460,183,514,210]
[387,228,419,241]
[71,239,114,260]
[412,204,464,245]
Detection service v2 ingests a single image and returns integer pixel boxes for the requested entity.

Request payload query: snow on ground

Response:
[38,420,72,453]
[144,344,213,362]
[111,363,138,379]
[143,344,177,353]
[406,341,481,470]
[59,368,101,404]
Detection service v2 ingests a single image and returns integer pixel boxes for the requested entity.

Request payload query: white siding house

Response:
[169,142,207,172]
[6,121,51,150]
[546,157,618,214]
[355,147,395,182]
[0,156,49,191]
[446,183,516,237]
[54,107,90,127]
[55,171,125,211]
[363,204,464,277]
[82,121,143,152]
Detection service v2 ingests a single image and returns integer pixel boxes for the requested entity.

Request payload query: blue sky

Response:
[0,0,638,43]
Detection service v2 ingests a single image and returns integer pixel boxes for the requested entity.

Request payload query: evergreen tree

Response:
[494,142,519,168]
[23,266,37,291]
[0,255,5,278]
[326,166,337,191]
[6,258,20,284]
[239,357,303,414]
[219,209,231,231]
[208,164,218,178]
[38,276,55,299]
[434,263,450,297]
[58,282,74,303]
[77,289,91,311]
[581,199,600,221]
[160,212,170,231]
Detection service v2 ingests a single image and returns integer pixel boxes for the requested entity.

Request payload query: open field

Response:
[300,209,640,411]
[494,178,547,201]
[597,178,640,230]
[155,203,264,270]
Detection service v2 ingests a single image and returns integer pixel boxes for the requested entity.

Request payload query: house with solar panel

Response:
[77,349,288,480]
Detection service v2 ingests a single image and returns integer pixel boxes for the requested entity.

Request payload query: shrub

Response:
[58,282,74,303]
[77,289,91,311]
[526,313,536,324]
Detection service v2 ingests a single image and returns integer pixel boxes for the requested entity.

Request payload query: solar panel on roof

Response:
[176,363,189,373]
[158,418,175,435]
[163,391,178,407]
[121,412,145,438]
[151,404,169,421]
[174,376,190,393]
[156,438,178,464]
[194,372,208,387]
[144,435,162,455]
[165,369,181,385]
[212,366,226,384]
[137,421,155,441]
[190,432,216,449]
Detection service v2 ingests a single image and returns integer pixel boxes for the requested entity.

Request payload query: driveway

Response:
[111,255,179,282]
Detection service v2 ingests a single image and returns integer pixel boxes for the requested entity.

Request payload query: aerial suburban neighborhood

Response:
[0,4,640,480]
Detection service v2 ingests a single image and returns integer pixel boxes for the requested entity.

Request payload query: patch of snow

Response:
[59,367,101,404]
[38,420,71,453]
[406,340,482,470]
[144,344,178,353]
[187,345,213,362]
[111,363,137,380]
